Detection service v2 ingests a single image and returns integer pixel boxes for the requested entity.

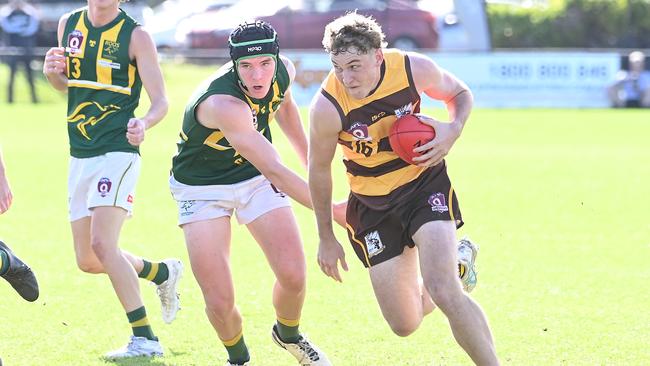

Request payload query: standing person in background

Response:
[0,146,39,302]
[608,50,650,108]
[0,0,39,104]
[170,20,341,366]
[309,13,499,365]
[42,0,182,359]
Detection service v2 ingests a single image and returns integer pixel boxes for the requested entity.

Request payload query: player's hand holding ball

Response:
[389,114,460,167]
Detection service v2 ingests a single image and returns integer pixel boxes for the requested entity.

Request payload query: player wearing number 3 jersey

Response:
[43,0,183,359]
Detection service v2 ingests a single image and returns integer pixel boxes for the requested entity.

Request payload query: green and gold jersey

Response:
[171,60,289,185]
[62,8,142,158]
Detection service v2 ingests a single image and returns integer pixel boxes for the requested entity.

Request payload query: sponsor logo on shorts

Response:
[428,192,449,213]
[364,230,385,258]
[127,195,134,203]
[180,200,196,216]
[97,178,112,197]
[348,122,371,141]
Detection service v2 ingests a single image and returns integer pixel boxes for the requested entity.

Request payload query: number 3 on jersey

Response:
[69,58,81,79]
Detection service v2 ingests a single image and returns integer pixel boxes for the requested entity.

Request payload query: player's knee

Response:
[428,283,463,312]
[205,294,236,321]
[89,237,116,262]
[387,318,420,337]
[276,265,306,294]
[76,258,103,274]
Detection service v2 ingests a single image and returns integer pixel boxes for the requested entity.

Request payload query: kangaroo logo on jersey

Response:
[364,230,384,258]
[97,178,112,197]
[102,40,120,60]
[348,122,371,141]
[67,101,122,140]
[66,30,84,55]
[428,192,449,213]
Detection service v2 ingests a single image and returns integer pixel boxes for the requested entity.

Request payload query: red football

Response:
[388,114,436,165]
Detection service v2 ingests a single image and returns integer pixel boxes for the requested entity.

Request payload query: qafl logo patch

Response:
[348,122,371,141]
[97,178,112,197]
[428,192,449,213]
[66,30,84,55]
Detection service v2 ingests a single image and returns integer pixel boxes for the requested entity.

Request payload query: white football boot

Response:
[156,259,183,324]
[271,325,331,366]
[105,336,163,359]
[458,237,479,292]
[225,362,250,366]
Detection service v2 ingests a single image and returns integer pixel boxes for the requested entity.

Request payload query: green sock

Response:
[276,318,300,343]
[138,260,169,285]
[0,249,8,275]
[127,306,156,341]
[223,331,250,365]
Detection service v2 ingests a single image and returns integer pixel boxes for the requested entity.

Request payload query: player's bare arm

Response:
[43,13,70,91]
[0,149,13,214]
[408,52,474,167]
[198,95,313,209]
[274,56,308,168]
[126,26,169,146]
[308,94,348,282]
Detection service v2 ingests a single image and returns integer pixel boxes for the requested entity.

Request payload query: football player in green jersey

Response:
[43,0,182,359]
[170,21,343,366]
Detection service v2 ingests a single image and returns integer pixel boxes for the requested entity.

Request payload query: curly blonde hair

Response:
[322,12,387,55]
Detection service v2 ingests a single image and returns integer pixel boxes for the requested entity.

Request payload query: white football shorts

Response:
[68,152,141,221]
[169,174,291,226]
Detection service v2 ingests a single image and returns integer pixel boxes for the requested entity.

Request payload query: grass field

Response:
[0,63,649,366]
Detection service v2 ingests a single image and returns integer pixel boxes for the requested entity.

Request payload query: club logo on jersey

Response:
[98,178,112,197]
[364,230,384,257]
[102,40,120,60]
[348,122,371,141]
[67,101,122,140]
[89,40,96,48]
[251,109,258,130]
[394,101,419,118]
[428,192,449,213]
[66,30,84,55]
[180,200,196,216]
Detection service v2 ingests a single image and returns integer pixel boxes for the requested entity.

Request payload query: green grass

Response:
[0,63,649,365]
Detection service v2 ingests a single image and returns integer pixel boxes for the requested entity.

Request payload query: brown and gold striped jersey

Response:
[320,49,428,208]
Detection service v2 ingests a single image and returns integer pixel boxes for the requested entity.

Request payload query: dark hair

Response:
[229,21,280,64]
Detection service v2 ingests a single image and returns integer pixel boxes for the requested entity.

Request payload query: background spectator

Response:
[608,51,650,108]
[0,0,39,104]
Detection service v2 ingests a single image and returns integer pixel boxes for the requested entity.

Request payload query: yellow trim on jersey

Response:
[222,329,243,347]
[204,131,231,151]
[97,19,125,86]
[67,79,132,95]
[128,63,137,89]
[71,13,88,59]
[348,165,426,197]
[347,224,370,267]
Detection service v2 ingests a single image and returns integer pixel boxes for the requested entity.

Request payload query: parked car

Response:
[178,0,439,51]
[145,0,237,49]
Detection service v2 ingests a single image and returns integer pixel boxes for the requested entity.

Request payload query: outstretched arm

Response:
[274,56,309,169]
[309,93,348,282]
[0,147,13,214]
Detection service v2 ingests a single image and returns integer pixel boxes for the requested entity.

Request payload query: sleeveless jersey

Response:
[171,60,290,185]
[62,8,142,158]
[320,49,426,208]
